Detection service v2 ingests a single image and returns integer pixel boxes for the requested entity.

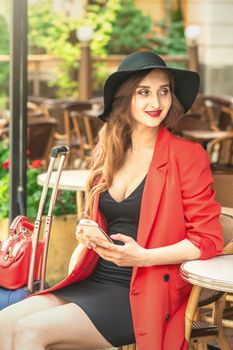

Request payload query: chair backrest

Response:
[174,113,210,134]
[207,133,233,166]
[191,94,233,131]
[27,116,57,165]
[212,173,233,207]
[220,212,233,252]
[71,110,103,159]
[61,101,93,143]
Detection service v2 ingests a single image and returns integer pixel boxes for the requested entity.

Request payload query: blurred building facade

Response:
[136,0,233,96]
[185,0,233,96]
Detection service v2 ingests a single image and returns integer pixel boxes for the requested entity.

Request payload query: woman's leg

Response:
[0,293,67,350]
[13,302,113,350]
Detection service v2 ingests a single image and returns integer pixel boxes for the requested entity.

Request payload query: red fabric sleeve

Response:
[179,143,223,259]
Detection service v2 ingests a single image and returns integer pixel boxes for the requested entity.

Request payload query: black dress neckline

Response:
[107,175,147,204]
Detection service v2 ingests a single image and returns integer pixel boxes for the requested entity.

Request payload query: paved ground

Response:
[211,326,233,349]
[194,324,233,349]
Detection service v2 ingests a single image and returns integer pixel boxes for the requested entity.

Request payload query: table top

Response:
[221,207,233,216]
[71,109,101,119]
[181,130,231,140]
[180,255,233,292]
[37,170,90,191]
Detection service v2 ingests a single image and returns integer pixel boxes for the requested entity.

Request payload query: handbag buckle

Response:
[3,247,13,261]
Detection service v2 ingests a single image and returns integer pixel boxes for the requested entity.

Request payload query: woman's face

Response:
[130,69,172,129]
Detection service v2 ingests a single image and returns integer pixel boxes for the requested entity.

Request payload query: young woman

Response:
[0,51,223,350]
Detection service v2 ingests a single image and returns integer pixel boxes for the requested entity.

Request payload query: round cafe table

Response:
[37,170,90,214]
[181,130,231,142]
[221,207,233,216]
[180,255,233,346]
[180,255,233,293]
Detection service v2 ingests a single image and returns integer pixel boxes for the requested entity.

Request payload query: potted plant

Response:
[0,140,78,285]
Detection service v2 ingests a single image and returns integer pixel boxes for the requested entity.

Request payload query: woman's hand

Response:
[75,225,93,249]
[88,233,149,267]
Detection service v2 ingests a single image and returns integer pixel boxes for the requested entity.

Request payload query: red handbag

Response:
[0,215,43,290]
[0,146,69,294]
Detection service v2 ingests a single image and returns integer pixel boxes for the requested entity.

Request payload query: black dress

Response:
[53,176,146,347]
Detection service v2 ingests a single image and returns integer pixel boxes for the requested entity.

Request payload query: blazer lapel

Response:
[131,127,171,287]
[136,127,171,248]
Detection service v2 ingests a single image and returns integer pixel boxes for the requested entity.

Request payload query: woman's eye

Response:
[159,88,170,96]
[137,89,150,96]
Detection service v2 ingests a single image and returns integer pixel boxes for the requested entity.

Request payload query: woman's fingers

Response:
[75,227,83,241]
[75,227,92,247]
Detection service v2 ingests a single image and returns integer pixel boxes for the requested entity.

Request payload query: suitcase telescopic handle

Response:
[27,146,69,292]
[51,146,69,158]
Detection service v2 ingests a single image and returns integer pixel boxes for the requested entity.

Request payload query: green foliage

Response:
[153,5,186,57]
[0,15,9,110]
[28,0,80,97]
[0,141,76,220]
[27,0,187,97]
[26,167,44,220]
[83,0,121,56]
[106,0,153,54]
[47,190,76,217]
[0,139,9,178]
[0,174,9,219]
[26,169,77,221]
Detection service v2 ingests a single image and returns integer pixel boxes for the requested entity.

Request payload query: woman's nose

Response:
[149,94,161,109]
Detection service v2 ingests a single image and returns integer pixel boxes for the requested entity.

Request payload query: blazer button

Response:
[165,313,170,321]
[163,273,170,282]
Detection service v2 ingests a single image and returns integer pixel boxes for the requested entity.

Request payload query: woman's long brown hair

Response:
[84,69,184,217]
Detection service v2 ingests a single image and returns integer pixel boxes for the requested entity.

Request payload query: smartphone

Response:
[78,219,113,243]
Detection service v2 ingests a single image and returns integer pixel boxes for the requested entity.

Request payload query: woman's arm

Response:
[144,238,201,266]
[178,143,223,259]
[87,234,201,267]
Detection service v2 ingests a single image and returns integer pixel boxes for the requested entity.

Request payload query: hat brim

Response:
[98,65,200,122]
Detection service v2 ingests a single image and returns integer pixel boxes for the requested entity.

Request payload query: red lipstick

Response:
[146,110,162,118]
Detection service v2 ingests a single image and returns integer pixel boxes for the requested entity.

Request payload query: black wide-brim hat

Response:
[98,51,200,122]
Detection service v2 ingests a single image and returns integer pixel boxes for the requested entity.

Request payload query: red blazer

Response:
[41,127,223,350]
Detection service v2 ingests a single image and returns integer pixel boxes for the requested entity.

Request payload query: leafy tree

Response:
[28,0,187,97]
[0,15,9,110]
[153,3,186,56]
[106,0,154,54]
[28,0,80,97]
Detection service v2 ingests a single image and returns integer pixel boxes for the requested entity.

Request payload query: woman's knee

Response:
[13,317,43,345]
[0,305,17,332]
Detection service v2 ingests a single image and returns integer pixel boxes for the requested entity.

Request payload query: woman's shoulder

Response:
[169,132,204,152]
[169,132,207,160]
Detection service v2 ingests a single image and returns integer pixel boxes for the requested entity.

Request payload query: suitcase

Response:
[0,146,69,310]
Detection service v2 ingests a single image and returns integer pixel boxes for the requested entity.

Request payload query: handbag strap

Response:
[9,215,34,235]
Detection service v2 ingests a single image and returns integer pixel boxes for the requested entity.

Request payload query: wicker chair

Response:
[212,173,233,208]
[52,101,93,168]
[189,94,233,131]
[27,115,57,166]
[70,109,103,168]
[207,133,233,173]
